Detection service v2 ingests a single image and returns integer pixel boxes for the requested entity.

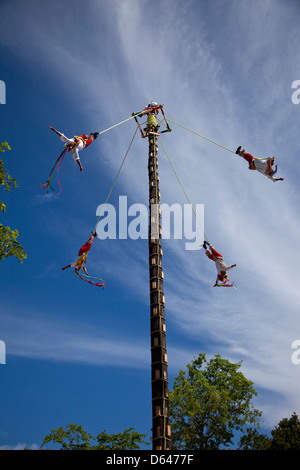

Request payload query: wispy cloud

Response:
[0,443,39,450]
[1,308,146,367]
[32,192,57,205]
[1,305,199,377]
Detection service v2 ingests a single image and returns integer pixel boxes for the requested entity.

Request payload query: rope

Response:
[158,136,210,244]
[76,128,138,283]
[92,127,138,232]
[98,114,138,136]
[159,131,236,286]
[168,119,236,154]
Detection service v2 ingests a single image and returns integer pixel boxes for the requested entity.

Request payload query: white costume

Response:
[60,134,84,162]
[253,158,277,181]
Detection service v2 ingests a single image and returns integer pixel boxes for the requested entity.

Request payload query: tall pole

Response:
[148,128,172,450]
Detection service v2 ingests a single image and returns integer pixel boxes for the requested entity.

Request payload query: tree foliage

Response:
[271,413,300,450]
[0,224,27,263]
[238,427,272,450]
[169,353,262,449]
[40,423,149,450]
[0,142,26,264]
[0,142,17,191]
[95,427,149,450]
[41,424,92,450]
[239,413,300,450]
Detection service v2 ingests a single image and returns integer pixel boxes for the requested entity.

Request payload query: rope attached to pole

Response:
[168,119,236,154]
[93,127,138,232]
[158,136,210,244]
[98,114,138,136]
[76,128,138,282]
[76,128,138,283]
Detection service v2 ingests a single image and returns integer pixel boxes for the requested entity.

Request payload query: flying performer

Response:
[62,231,97,275]
[203,241,236,287]
[49,126,99,173]
[235,146,284,182]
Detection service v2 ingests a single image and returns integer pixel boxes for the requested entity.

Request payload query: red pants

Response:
[78,235,95,256]
[206,247,223,261]
[241,152,255,169]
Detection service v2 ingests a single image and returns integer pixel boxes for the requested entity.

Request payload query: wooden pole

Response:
[148,129,172,450]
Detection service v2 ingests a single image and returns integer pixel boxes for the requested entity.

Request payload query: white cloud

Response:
[0,443,39,450]
[0,308,147,367]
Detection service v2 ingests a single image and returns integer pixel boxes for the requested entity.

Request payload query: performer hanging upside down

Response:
[203,241,236,287]
[235,146,284,182]
[49,126,99,173]
[62,231,97,275]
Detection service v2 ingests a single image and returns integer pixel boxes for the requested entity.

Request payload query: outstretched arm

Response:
[268,175,284,182]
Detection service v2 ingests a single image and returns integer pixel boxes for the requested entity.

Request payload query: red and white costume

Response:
[239,150,279,181]
[60,134,94,162]
[205,246,236,285]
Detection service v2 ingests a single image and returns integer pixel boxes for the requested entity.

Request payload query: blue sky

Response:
[1,0,300,449]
